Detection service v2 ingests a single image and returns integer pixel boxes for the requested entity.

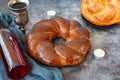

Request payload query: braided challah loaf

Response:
[80,0,120,26]
[26,17,90,66]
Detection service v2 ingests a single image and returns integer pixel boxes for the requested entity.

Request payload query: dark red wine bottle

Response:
[0,28,31,79]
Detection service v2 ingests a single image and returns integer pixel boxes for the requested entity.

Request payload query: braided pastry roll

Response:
[80,0,120,26]
[26,17,90,66]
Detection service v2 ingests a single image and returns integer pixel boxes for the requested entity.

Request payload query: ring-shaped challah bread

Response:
[80,0,120,26]
[26,17,90,66]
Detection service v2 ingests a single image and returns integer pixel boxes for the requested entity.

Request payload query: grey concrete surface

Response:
[1,0,120,80]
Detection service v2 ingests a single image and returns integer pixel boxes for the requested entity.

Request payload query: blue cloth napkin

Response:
[0,13,63,80]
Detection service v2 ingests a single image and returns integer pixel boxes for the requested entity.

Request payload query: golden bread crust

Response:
[26,17,90,66]
[80,0,120,26]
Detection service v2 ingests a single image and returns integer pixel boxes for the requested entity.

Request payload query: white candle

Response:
[94,49,105,60]
[47,10,56,16]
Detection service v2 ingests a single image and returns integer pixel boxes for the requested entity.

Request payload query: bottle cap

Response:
[94,49,105,60]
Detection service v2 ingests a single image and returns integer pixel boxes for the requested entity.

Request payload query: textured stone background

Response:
[1,0,120,80]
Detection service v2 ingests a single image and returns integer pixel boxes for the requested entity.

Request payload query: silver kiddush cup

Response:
[8,0,30,27]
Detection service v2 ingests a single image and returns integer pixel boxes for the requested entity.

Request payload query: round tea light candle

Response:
[47,10,56,16]
[94,49,105,60]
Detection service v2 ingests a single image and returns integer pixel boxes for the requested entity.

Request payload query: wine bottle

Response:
[0,21,31,79]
